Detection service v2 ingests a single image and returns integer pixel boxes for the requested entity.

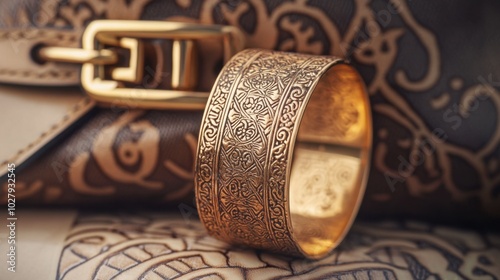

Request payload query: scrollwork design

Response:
[2,0,498,216]
[196,49,342,255]
[58,212,500,280]
[68,111,198,198]
[68,111,161,194]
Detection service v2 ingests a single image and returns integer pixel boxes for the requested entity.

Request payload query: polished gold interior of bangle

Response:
[289,64,372,257]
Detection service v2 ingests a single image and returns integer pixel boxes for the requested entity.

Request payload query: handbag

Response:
[1,0,499,224]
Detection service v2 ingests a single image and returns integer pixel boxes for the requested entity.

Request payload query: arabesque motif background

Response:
[0,0,499,222]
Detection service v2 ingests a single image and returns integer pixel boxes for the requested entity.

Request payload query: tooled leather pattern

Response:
[57,212,500,279]
[0,0,499,223]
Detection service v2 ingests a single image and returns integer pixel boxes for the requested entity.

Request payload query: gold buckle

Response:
[39,20,245,110]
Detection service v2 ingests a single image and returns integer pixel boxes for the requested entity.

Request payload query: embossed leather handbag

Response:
[1,0,499,226]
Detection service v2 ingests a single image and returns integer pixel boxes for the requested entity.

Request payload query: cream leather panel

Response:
[0,209,77,280]
[0,85,94,176]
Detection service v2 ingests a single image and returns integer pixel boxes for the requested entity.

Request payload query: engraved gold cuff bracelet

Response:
[195,49,372,259]
[36,20,371,258]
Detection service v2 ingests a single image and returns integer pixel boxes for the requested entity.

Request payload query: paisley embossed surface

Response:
[0,0,499,224]
[57,211,500,279]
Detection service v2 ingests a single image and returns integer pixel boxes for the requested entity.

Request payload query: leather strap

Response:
[0,28,81,86]
[0,26,224,90]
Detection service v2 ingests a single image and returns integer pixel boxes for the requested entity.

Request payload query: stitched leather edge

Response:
[0,97,95,177]
[0,29,81,84]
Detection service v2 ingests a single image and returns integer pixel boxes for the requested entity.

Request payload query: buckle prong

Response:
[38,47,118,65]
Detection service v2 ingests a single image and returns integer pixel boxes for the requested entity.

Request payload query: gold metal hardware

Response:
[38,47,118,65]
[39,20,245,110]
[171,40,198,91]
[110,37,144,84]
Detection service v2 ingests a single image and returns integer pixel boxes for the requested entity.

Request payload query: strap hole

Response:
[30,43,48,65]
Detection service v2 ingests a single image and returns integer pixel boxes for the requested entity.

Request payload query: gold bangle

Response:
[195,49,372,258]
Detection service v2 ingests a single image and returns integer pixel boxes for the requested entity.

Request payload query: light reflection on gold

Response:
[290,146,361,218]
[290,64,371,257]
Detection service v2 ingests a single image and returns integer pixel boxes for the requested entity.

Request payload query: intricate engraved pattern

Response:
[57,212,500,280]
[196,49,342,255]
